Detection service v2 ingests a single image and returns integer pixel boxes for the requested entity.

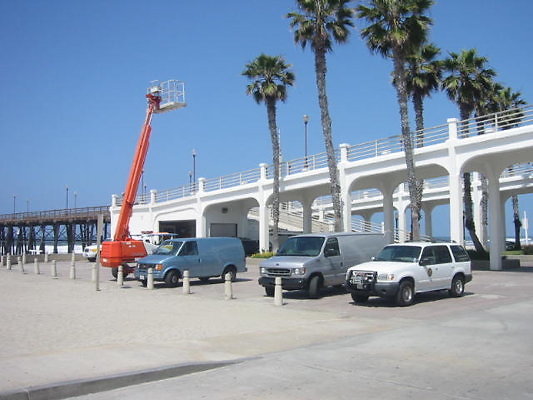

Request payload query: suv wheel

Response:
[265,286,274,297]
[449,275,465,297]
[396,280,414,306]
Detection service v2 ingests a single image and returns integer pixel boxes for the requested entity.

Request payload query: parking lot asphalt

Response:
[1,258,532,399]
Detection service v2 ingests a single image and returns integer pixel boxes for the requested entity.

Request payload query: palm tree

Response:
[287,0,354,232]
[405,43,441,146]
[441,48,495,254]
[242,54,295,251]
[357,0,433,241]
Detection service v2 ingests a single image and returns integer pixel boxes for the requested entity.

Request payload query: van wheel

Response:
[140,280,147,287]
[308,276,321,299]
[265,286,274,297]
[222,267,236,282]
[165,270,180,287]
[396,280,414,306]
[351,293,369,303]
[449,275,465,297]
[111,268,118,279]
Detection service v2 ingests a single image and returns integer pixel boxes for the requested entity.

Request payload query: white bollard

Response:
[44,253,49,263]
[224,272,234,300]
[18,257,24,274]
[183,270,191,294]
[34,258,40,275]
[1,255,4,267]
[147,268,154,290]
[22,253,26,265]
[51,260,58,278]
[91,264,97,282]
[6,255,11,270]
[274,277,284,306]
[70,260,76,280]
[71,252,76,262]
[117,265,124,286]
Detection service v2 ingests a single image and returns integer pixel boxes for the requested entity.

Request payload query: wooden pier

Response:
[0,206,110,255]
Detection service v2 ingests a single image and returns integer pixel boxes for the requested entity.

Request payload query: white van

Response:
[258,232,386,298]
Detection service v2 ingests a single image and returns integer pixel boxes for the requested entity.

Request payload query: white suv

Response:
[345,242,472,306]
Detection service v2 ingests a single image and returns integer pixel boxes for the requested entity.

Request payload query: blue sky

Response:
[1,0,532,238]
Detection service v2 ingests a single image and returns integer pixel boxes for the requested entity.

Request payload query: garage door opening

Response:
[159,220,196,238]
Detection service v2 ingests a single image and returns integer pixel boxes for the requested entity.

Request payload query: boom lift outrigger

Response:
[101,80,185,276]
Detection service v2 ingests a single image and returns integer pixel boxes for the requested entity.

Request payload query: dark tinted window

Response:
[277,236,325,257]
[421,245,452,264]
[450,245,470,262]
[376,245,421,262]
[179,241,198,256]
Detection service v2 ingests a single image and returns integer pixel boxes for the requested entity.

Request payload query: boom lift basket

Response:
[148,80,186,113]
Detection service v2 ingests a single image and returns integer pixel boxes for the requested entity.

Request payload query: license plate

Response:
[139,275,145,280]
[351,276,362,285]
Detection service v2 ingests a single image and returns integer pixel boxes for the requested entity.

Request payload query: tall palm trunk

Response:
[266,99,280,250]
[393,56,421,240]
[512,195,522,250]
[314,46,343,232]
[413,92,424,147]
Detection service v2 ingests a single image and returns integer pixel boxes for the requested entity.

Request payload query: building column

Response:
[447,118,464,245]
[381,186,395,244]
[258,203,270,253]
[422,203,434,238]
[486,166,503,270]
[302,198,313,234]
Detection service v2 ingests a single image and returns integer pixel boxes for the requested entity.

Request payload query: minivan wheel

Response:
[111,268,118,279]
[449,275,465,297]
[221,267,236,282]
[308,276,321,299]
[396,280,414,306]
[265,286,274,297]
[165,270,180,287]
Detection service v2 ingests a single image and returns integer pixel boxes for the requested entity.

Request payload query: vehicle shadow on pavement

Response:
[281,286,348,300]
[349,291,476,308]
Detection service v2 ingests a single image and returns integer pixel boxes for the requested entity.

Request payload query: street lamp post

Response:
[74,192,77,209]
[66,186,69,210]
[192,149,197,190]
[13,195,16,214]
[303,114,310,168]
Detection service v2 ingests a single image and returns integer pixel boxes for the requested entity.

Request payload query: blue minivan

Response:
[134,237,246,287]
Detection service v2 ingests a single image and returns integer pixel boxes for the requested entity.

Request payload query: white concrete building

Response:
[111,106,533,270]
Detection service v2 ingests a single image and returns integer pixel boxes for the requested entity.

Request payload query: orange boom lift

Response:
[101,80,185,274]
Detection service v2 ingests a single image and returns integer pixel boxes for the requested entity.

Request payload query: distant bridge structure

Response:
[0,206,110,255]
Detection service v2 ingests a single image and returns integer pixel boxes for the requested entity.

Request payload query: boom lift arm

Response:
[101,81,185,269]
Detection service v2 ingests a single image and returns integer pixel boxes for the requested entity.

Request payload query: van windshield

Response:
[153,240,183,256]
[276,237,324,257]
[374,245,421,262]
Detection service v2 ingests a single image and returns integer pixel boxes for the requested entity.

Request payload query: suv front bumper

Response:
[345,281,400,298]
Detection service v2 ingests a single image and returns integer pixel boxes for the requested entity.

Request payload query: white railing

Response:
[117,104,532,205]
[204,168,261,192]
[457,105,533,138]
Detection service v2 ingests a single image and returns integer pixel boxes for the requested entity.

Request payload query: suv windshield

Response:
[153,240,183,256]
[276,236,325,257]
[375,245,421,262]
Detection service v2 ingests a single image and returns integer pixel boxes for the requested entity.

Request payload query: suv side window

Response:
[450,245,470,262]
[421,245,452,264]
[324,238,340,257]
[433,245,452,263]
[180,241,198,256]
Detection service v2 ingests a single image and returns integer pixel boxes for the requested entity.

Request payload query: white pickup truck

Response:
[345,242,472,306]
